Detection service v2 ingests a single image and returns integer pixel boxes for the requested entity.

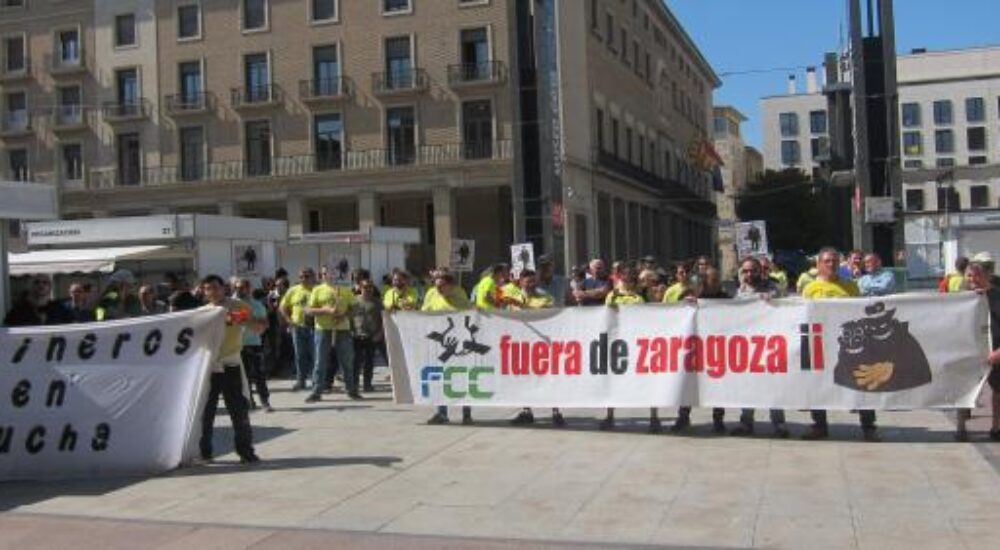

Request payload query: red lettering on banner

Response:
[767,336,788,373]
[749,336,767,373]
[501,335,512,375]
[706,336,726,379]
[636,338,650,374]
[812,324,825,371]
[532,342,550,376]
[500,336,585,376]
[729,336,749,373]
[669,337,684,372]
[650,337,667,373]
[564,342,582,375]
[684,336,703,372]
[550,341,563,375]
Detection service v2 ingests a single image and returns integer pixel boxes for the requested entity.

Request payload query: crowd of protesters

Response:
[4,245,1000,465]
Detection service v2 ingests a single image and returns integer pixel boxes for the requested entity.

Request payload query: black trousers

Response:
[241,346,271,405]
[354,337,376,389]
[811,410,876,430]
[678,407,725,421]
[200,365,255,459]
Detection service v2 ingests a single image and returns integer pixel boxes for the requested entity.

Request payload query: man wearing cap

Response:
[280,268,316,391]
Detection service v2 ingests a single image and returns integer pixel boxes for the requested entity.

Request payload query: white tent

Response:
[8,245,173,276]
[0,181,59,318]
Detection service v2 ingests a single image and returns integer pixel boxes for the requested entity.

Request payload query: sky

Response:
[666,0,1000,148]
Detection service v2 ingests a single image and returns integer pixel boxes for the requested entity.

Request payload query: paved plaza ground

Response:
[2,371,1000,549]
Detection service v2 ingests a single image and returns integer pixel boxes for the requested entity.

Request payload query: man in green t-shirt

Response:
[304,266,357,402]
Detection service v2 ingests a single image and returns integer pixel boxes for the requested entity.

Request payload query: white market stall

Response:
[0,181,59,318]
[11,214,287,291]
[280,226,421,285]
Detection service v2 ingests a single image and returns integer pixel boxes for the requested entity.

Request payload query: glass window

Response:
[115,13,136,47]
[967,127,987,151]
[314,113,343,171]
[779,112,798,137]
[933,100,952,125]
[243,0,267,30]
[386,106,415,166]
[969,155,987,166]
[312,0,337,21]
[8,149,27,181]
[383,0,410,14]
[965,97,985,123]
[605,13,614,50]
[462,100,493,159]
[934,129,954,154]
[179,61,202,104]
[903,159,923,170]
[937,187,959,212]
[596,108,604,151]
[384,36,412,89]
[713,116,727,136]
[460,28,489,80]
[115,68,139,113]
[3,36,25,72]
[245,120,271,176]
[619,28,627,63]
[57,86,82,125]
[178,5,200,39]
[611,118,619,157]
[62,143,82,182]
[180,127,204,181]
[244,53,269,101]
[970,185,989,208]
[58,30,80,64]
[4,91,27,130]
[902,131,922,156]
[936,157,955,168]
[809,110,827,134]
[901,103,921,127]
[625,127,633,162]
[904,189,924,211]
[810,136,830,159]
[313,45,340,95]
[780,140,800,165]
[117,133,141,186]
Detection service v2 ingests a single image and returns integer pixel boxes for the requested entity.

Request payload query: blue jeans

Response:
[312,329,332,393]
[292,326,314,385]
[334,330,357,393]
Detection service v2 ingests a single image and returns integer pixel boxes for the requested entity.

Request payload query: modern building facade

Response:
[712,105,763,277]
[1,0,719,275]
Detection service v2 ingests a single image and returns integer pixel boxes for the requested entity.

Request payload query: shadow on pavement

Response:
[168,455,404,477]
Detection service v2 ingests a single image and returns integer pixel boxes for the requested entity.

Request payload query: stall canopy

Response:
[8,245,173,276]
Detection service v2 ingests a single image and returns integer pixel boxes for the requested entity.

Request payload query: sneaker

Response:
[363,385,376,393]
[511,410,535,425]
[954,429,969,442]
[800,425,829,440]
[427,412,449,425]
[291,382,305,392]
[730,423,754,437]
[262,403,275,413]
[239,453,261,465]
[304,393,321,404]
[773,425,791,439]
[670,416,691,433]
[712,420,727,435]
[862,428,881,443]
[599,417,615,431]
[552,412,567,427]
[648,417,663,434]
[461,412,474,425]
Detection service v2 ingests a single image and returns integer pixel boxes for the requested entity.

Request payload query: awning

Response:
[8,245,176,276]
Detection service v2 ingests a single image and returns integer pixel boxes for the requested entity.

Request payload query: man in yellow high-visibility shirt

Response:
[383,269,420,312]
[279,268,316,391]
[305,266,358,403]
[474,264,510,311]
[424,269,474,424]
[802,247,879,442]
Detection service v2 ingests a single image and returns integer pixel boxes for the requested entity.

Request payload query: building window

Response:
[625,127,633,162]
[384,36,413,89]
[459,27,490,80]
[243,0,268,31]
[619,28,627,64]
[244,53,270,102]
[383,0,411,15]
[117,133,141,186]
[1,0,26,7]
[590,0,599,30]
[57,29,81,65]
[779,112,798,137]
[934,129,954,154]
[809,110,827,134]
[462,100,493,159]
[810,136,830,160]
[903,159,924,170]
[632,41,640,74]
[3,36,26,73]
[179,61,202,105]
[644,52,651,85]
[180,126,204,181]
[314,113,343,171]
[970,185,990,208]
[7,148,27,181]
[904,189,924,212]
[933,100,952,125]
[902,131,922,156]
[611,117,619,157]
[308,209,322,233]
[595,108,604,151]
[967,127,987,151]
[901,102,921,127]
[312,45,340,95]
[937,186,959,212]
[312,0,338,22]
[713,116,727,136]
[605,13,614,51]
[57,86,82,125]
[780,140,800,165]
[178,4,201,39]
[245,120,272,176]
[965,97,985,123]
[424,202,435,245]
[61,143,83,182]
[386,106,415,166]
[115,13,136,47]
[969,156,988,166]
[3,91,27,131]
[638,135,645,168]
[115,68,140,113]
[936,158,955,168]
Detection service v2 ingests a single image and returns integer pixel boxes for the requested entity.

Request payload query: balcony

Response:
[102,99,151,123]
[596,150,716,216]
[52,104,88,132]
[165,92,214,116]
[0,111,32,138]
[46,52,87,76]
[0,57,31,83]
[77,140,512,190]
[371,68,429,98]
[231,84,282,110]
[447,61,506,89]
[299,77,352,105]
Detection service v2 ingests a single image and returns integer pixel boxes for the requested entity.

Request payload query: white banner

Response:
[0,307,223,481]
[386,294,990,410]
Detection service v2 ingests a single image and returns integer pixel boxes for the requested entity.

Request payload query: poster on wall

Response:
[232,241,261,276]
[735,221,769,258]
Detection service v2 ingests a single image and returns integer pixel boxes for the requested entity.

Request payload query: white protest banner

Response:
[0,307,223,481]
[386,293,989,410]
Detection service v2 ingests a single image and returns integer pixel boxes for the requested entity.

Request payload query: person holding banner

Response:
[383,269,420,312]
[802,247,880,442]
[423,269,475,425]
[662,261,693,304]
[280,268,316,392]
[956,261,1000,440]
[600,267,662,433]
[305,266,358,403]
[474,264,511,310]
[199,275,260,464]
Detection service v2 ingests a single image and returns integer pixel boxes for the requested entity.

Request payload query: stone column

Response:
[287,196,305,237]
[432,186,454,269]
[358,191,377,232]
